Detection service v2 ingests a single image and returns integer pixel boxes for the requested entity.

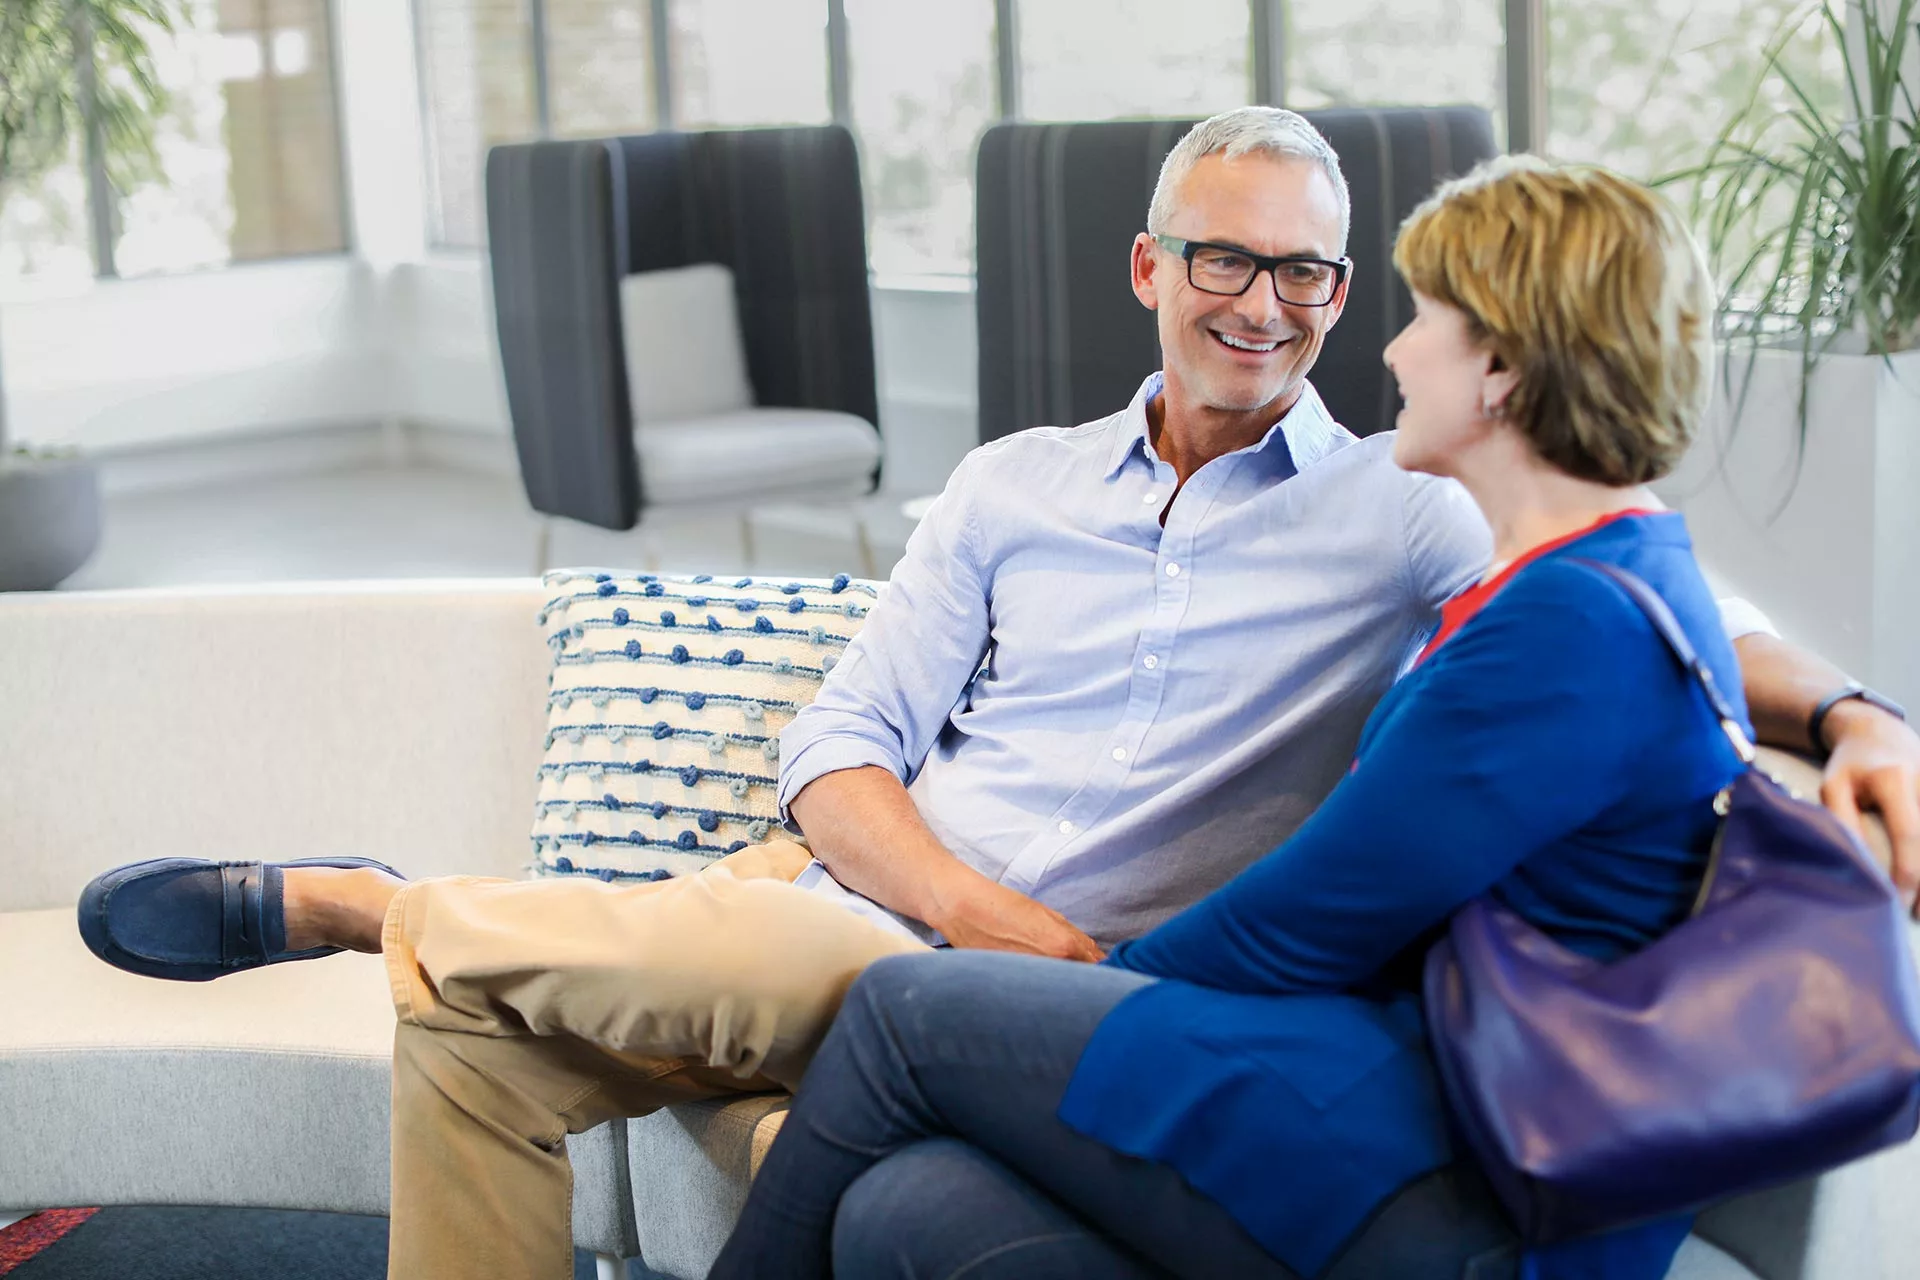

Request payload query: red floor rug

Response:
[0,1212,99,1275]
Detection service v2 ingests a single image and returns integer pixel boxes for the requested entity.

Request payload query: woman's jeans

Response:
[709,951,1524,1280]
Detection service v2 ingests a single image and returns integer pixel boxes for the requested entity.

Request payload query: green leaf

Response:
[0,0,177,211]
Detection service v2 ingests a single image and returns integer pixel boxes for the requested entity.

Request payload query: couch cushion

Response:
[637,408,880,508]
[0,582,552,915]
[532,570,881,882]
[0,908,396,1217]
[1668,1236,1762,1279]
[622,1097,1770,1280]
[627,1095,789,1279]
[0,907,637,1253]
[620,263,755,424]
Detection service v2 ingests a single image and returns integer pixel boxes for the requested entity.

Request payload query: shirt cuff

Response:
[777,734,907,830]
[1716,596,1778,642]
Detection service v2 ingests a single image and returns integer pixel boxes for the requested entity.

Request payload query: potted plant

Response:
[0,0,172,589]
[1656,0,1920,709]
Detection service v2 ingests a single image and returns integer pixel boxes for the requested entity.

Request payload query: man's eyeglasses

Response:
[1151,234,1349,307]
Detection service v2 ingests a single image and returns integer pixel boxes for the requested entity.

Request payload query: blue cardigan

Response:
[1058,513,1749,1278]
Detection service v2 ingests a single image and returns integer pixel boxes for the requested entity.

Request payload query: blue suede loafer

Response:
[77,856,403,982]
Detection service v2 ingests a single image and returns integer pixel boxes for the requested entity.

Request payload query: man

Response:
[82,108,1920,1278]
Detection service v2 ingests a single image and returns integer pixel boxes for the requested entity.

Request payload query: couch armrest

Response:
[0,580,552,912]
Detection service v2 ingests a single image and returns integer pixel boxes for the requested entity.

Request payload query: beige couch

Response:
[3,580,1917,1278]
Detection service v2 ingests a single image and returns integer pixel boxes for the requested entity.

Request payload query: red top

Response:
[1412,509,1660,669]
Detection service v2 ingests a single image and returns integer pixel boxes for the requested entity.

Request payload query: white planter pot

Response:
[1656,346,1920,709]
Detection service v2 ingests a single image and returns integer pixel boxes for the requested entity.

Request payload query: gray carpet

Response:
[4,1206,664,1278]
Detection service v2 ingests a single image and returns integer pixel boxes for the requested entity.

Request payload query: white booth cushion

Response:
[532,570,880,881]
[620,263,755,423]
[637,407,881,507]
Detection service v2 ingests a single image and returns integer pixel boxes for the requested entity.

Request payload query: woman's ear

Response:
[1480,351,1521,419]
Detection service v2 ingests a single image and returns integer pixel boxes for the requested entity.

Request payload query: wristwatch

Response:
[1809,682,1909,753]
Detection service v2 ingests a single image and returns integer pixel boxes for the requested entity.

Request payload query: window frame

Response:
[57,0,357,281]
[412,0,1561,271]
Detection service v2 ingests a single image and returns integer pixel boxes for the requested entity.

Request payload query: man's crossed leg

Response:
[85,841,925,1280]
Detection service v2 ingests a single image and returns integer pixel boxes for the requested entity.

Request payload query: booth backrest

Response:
[974,107,1499,443]
[486,125,878,530]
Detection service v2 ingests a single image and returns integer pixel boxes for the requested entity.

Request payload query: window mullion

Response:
[826,0,851,125]
[529,0,554,136]
[1503,0,1545,152]
[651,0,675,127]
[1250,0,1286,106]
[993,0,1019,118]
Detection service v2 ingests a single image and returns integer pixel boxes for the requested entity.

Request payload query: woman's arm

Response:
[1107,562,1686,994]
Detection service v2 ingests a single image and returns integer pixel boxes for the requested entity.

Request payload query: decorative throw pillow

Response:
[531,569,881,882]
[619,263,756,424]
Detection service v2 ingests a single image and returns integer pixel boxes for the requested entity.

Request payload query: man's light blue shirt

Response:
[778,372,1491,946]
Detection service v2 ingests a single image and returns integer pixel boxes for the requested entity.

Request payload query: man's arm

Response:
[776,457,1102,960]
[789,767,1103,961]
[1734,631,1920,901]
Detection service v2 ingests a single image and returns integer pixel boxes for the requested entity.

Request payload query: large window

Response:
[0,154,93,296]
[412,0,1862,277]
[1287,0,1504,122]
[1019,0,1250,121]
[671,0,831,127]
[1547,0,1846,182]
[547,0,659,139]
[846,0,995,276]
[420,0,829,247]
[0,0,347,296]
[116,0,348,277]
[418,0,540,249]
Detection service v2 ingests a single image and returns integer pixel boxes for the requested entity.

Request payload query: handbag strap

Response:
[1570,559,1756,765]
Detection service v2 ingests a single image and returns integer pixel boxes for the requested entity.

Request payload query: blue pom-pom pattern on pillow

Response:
[531,570,880,882]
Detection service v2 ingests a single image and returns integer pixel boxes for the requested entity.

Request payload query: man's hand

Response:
[1820,701,1920,909]
[931,877,1106,962]
[1731,631,1920,910]
[790,765,1106,960]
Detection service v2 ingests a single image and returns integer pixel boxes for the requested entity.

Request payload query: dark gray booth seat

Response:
[486,125,881,532]
[974,107,1499,443]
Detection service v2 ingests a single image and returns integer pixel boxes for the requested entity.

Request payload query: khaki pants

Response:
[379,840,928,1280]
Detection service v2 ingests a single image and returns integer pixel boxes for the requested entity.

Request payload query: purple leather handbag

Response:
[1423,560,1920,1244]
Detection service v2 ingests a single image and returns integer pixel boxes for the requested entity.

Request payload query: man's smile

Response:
[1209,328,1288,355]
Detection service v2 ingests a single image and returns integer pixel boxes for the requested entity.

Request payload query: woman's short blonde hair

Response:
[1391,155,1715,486]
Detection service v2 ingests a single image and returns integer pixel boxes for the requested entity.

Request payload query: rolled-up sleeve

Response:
[778,453,994,825]
[1715,596,1776,641]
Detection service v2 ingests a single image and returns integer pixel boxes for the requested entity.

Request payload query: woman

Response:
[708,156,1740,1280]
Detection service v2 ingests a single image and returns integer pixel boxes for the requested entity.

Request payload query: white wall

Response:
[871,279,979,496]
[3,259,388,451]
[0,251,981,496]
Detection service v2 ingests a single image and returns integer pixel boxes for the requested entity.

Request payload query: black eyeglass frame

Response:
[1150,233,1351,307]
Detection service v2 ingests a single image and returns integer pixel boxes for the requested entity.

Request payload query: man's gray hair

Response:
[1146,107,1351,253]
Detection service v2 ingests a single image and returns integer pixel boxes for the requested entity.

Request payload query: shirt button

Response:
[1111,747,1128,762]
[1142,492,1159,505]
[1057,820,1076,835]
[1143,654,1159,669]
[1165,562,1182,578]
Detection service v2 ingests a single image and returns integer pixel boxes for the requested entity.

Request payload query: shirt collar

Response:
[1102,371,1350,481]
